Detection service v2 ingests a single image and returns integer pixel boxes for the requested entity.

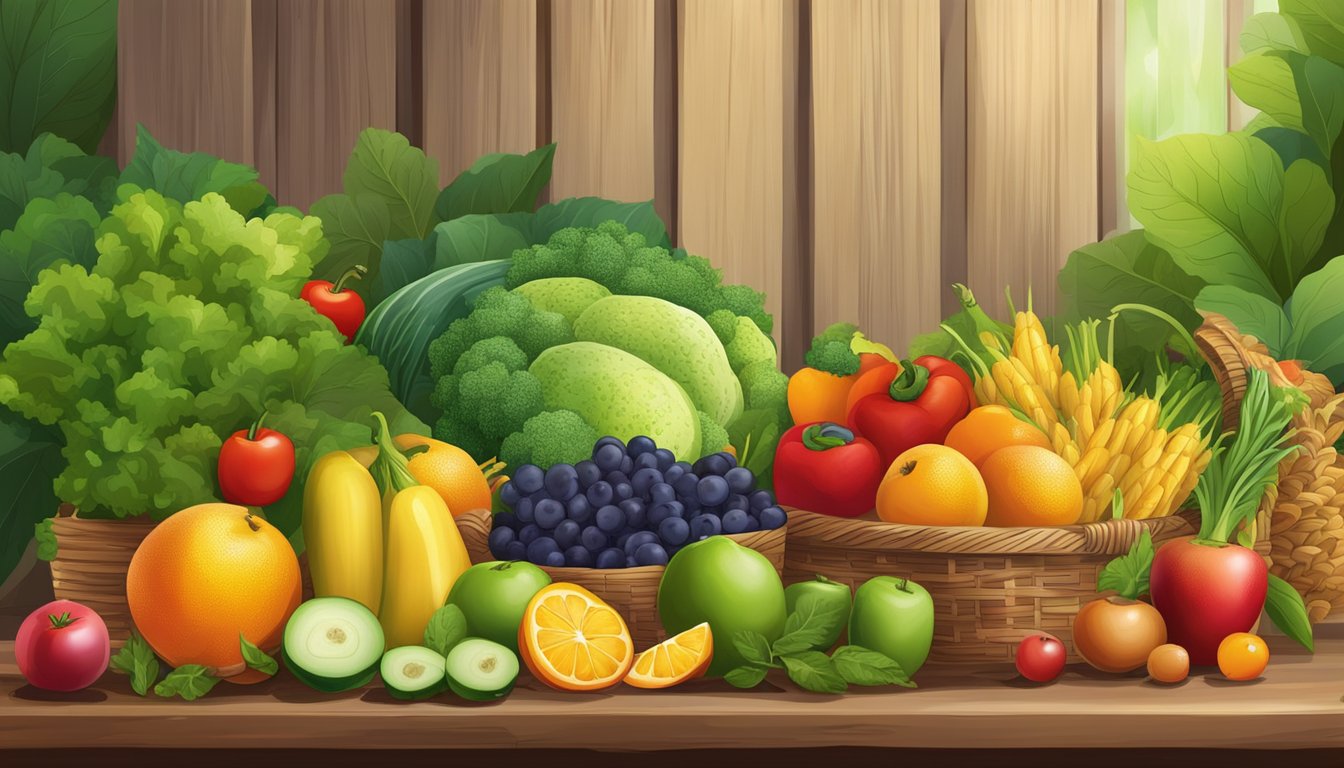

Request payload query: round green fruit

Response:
[657,536,786,677]
[446,561,552,654]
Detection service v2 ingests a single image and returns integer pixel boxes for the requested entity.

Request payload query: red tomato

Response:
[218,411,296,507]
[1015,633,1066,683]
[300,265,367,342]
[15,600,110,691]
[1149,537,1267,666]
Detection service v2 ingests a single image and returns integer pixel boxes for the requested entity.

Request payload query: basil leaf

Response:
[239,634,278,677]
[1097,528,1154,599]
[831,645,916,688]
[1265,573,1315,652]
[781,651,847,694]
[423,604,468,656]
[154,665,220,701]
[777,593,847,654]
[723,665,768,690]
[731,630,774,667]
[109,630,160,696]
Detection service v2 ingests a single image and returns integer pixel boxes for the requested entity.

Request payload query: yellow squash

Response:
[302,451,383,614]
[367,412,472,649]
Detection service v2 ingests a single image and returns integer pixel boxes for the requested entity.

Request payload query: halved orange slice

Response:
[519,583,634,691]
[624,622,714,689]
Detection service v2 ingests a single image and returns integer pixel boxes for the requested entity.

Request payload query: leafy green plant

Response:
[0,0,116,154]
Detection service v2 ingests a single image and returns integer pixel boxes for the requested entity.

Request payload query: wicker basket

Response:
[456,507,786,648]
[47,507,156,649]
[784,509,1195,663]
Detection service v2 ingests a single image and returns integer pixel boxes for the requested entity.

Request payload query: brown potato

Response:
[1072,597,1167,673]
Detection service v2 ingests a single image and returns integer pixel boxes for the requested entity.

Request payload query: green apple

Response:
[847,576,934,678]
[658,537,786,676]
[446,560,551,653]
[784,575,852,651]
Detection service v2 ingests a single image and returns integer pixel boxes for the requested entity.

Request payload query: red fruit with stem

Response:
[301,265,368,341]
[218,410,296,507]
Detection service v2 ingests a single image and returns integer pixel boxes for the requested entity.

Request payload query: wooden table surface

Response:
[3,623,1343,752]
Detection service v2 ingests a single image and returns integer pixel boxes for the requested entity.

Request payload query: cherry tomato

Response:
[15,600,110,691]
[218,410,295,506]
[1217,632,1269,681]
[1015,633,1066,683]
[1146,643,1190,684]
[300,265,367,342]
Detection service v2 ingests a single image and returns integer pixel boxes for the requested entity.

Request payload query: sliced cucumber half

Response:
[446,637,519,701]
[283,597,385,692]
[380,646,448,701]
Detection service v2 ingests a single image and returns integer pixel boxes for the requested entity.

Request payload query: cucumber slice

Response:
[380,646,448,700]
[283,597,385,692]
[446,638,519,701]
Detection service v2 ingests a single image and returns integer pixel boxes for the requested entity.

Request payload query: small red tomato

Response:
[300,265,367,342]
[1015,633,1067,683]
[218,410,296,506]
[16,600,110,691]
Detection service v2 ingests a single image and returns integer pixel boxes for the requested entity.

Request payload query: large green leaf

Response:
[0,133,116,230]
[1241,12,1310,56]
[310,128,440,300]
[1256,126,1331,175]
[1280,159,1336,279]
[1195,285,1292,355]
[0,193,101,348]
[0,415,62,585]
[529,197,670,248]
[434,144,556,221]
[119,125,269,215]
[1128,133,1308,302]
[1230,51,1344,162]
[1058,230,1205,354]
[1281,0,1344,67]
[1285,255,1344,382]
[0,0,116,154]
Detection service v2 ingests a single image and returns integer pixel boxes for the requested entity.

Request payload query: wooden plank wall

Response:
[112,0,1115,373]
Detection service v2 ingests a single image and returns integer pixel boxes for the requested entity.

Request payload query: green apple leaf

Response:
[780,651,847,694]
[831,645,915,688]
[1265,573,1314,652]
[723,665,768,690]
[423,604,468,656]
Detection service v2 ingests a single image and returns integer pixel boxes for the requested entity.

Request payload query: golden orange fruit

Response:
[979,445,1083,527]
[126,503,301,684]
[944,405,1052,467]
[624,622,713,689]
[1147,644,1190,684]
[1217,632,1269,681]
[351,434,494,516]
[519,583,634,691]
[876,444,988,526]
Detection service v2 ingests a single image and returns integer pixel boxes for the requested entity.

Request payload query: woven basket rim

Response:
[784,507,1195,556]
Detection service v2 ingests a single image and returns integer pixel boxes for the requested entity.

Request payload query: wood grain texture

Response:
[2,628,1342,749]
[275,0,398,209]
[941,0,969,321]
[421,0,539,185]
[811,0,942,350]
[677,0,787,344]
[966,0,1100,319]
[117,0,256,166]
[549,0,656,202]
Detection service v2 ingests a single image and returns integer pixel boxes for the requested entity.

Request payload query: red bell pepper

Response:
[218,410,296,507]
[773,422,884,518]
[301,265,367,342]
[846,356,974,469]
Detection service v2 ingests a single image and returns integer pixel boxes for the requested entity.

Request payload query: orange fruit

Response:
[624,622,714,689]
[876,444,987,526]
[126,503,301,684]
[944,405,1052,467]
[351,434,494,516]
[1217,632,1269,681]
[519,582,634,691]
[979,445,1083,527]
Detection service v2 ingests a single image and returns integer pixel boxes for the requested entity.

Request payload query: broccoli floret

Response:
[705,309,739,348]
[499,409,600,470]
[740,360,790,421]
[725,315,777,374]
[804,322,861,376]
[456,363,546,440]
[432,411,491,462]
[515,309,573,359]
[697,411,730,460]
[453,337,529,375]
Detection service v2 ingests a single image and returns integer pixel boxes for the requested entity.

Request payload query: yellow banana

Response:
[302,451,384,614]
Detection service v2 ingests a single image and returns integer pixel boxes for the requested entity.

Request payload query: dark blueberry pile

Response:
[488,435,787,569]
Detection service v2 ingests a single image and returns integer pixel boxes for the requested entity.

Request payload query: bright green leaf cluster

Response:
[0,189,424,533]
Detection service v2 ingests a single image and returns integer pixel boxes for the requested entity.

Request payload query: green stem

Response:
[246,409,269,442]
[802,423,853,451]
[1109,303,1201,362]
[47,611,78,629]
[888,360,930,402]
[330,264,368,294]
[368,411,418,496]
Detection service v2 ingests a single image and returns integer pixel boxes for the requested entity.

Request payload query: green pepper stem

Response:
[888,360,930,402]
[802,423,853,451]
[330,264,368,294]
[246,410,269,442]
[369,411,418,496]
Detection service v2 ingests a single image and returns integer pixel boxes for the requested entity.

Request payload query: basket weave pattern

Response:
[456,507,786,649]
[783,509,1194,663]
[48,511,156,649]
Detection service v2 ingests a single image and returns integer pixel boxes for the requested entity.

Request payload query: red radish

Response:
[1149,536,1266,666]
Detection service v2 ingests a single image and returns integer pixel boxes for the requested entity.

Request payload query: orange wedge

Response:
[519,583,634,691]
[624,622,714,689]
